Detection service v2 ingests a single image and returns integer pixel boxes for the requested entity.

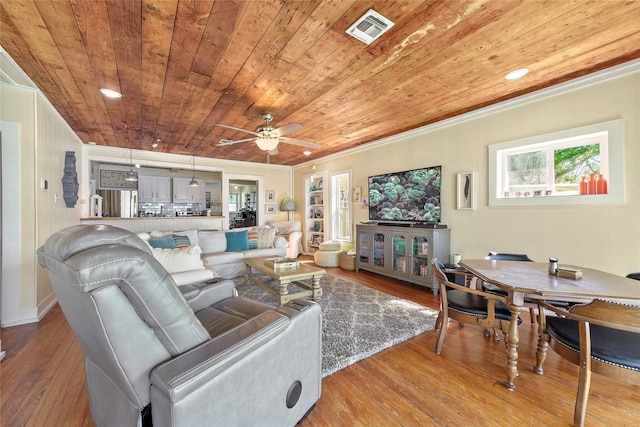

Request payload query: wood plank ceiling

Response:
[2,0,640,166]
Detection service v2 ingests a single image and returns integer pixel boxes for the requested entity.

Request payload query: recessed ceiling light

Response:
[505,68,529,80]
[303,150,312,156]
[100,88,122,98]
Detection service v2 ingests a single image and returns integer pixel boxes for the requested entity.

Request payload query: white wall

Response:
[294,64,640,276]
[1,85,85,326]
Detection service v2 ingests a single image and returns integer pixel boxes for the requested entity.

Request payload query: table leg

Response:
[311,275,322,302]
[279,281,289,303]
[534,305,548,375]
[244,263,252,285]
[505,304,521,391]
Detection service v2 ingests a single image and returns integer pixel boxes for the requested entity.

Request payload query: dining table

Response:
[459,259,640,391]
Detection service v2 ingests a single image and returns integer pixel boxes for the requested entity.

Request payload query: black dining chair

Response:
[432,258,521,354]
[536,299,640,427]
[482,252,539,325]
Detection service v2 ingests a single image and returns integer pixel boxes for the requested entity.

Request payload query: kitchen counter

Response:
[80,216,226,233]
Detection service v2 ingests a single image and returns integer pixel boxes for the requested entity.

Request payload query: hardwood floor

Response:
[2,264,639,426]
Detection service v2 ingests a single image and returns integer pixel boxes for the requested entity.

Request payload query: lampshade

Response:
[280,198,296,211]
[189,156,199,187]
[255,137,279,151]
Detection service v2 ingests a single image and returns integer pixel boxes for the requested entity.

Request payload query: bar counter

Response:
[80,216,225,233]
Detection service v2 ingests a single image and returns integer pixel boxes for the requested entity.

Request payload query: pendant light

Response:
[189,156,199,187]
[125,148,138,181]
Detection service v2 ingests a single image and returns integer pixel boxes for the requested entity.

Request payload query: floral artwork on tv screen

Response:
[368,166,441,223]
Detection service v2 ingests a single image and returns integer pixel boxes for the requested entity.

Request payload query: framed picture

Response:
[265,190,275,202]
[265,204,276,215]
[353,186,361,202]
[457,171,475,210]
[99,170,138,189]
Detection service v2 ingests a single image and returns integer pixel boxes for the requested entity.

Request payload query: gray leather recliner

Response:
[37,224,322,427]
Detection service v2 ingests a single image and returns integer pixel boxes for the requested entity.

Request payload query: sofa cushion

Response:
[149,235,177,249]
[151,245,204,274]
[198,231,227,253]
[203,251,245,266]
[257,228,276,249]
[226,230,249,252]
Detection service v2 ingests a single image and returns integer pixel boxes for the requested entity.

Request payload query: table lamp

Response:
[280,197,296,220]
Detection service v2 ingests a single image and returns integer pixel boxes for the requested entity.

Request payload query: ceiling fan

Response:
[214,113,321,153]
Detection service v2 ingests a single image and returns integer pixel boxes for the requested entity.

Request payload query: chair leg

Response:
[435,311,443,331]
[435,317,448,354]
[574,364,591,427]
[529,307,537,325]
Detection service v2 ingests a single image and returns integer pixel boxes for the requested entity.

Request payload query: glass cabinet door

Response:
[411,235,430,279]
[392,233,407,274]
[373,232,385,268]
[357,231,370,264]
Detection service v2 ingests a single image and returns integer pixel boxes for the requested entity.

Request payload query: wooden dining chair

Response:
[432,258,520,354]
[536,299,640,427]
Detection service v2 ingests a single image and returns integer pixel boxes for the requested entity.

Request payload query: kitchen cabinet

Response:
[172,178,206,203]
[138,176,171,203]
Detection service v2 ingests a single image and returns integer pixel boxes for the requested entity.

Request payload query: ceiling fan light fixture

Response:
[303,150,312,156]
[99,88,122,98]
[505,68,529,80]
[255,137,279,151]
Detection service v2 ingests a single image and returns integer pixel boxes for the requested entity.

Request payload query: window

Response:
[489,119,624,206]
[331,171,352,242]
[229,193,239,212]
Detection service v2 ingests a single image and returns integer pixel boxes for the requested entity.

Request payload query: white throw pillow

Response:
[257,228,276,249]
[151,245,204,274]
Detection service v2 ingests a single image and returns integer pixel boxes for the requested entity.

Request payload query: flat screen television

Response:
[368,165,441,223]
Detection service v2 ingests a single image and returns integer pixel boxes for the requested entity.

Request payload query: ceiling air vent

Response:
[346,9,394,45]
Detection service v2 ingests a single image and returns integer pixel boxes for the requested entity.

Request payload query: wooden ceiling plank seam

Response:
[151,0,213,150]
[105,0,144,148]
[190,0,243,78]
[165,71,212,149]
[274,0,357,65]
[0,1,96,139]
[141,0,178,146]
[0,6,84,132]
[44,0,119,145]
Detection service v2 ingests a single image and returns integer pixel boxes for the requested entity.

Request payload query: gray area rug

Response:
[234,274,438,377]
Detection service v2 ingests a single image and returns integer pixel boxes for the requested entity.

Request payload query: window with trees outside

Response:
[489,119,624,207]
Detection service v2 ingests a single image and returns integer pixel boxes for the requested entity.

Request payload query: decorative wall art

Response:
[99,170,138,190]
[353,186,361,202]
[62,151,79,207]
[457,171,475,210]
[265,204,276,215]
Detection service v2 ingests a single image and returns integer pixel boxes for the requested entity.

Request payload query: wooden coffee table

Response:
[244,257,325,305]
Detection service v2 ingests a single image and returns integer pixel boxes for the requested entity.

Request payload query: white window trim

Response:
[488,119,625,207]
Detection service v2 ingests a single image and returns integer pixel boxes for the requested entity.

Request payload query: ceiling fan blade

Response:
[216,138,256,146]
[268,147,279,155]
[274,122,303,136]
[280,137,321,149]
[214,123,260,136]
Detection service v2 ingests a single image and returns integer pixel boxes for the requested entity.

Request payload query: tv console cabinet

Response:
[355,223,450,295]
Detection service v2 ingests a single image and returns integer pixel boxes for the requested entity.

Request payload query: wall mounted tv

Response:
[368,165,441,223]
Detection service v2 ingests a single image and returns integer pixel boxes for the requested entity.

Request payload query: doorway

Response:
[229,179,258,229]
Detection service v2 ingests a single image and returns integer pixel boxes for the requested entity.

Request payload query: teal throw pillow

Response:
[149,235,177,249]
[226,230,249,252]
[172,234,191,247]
